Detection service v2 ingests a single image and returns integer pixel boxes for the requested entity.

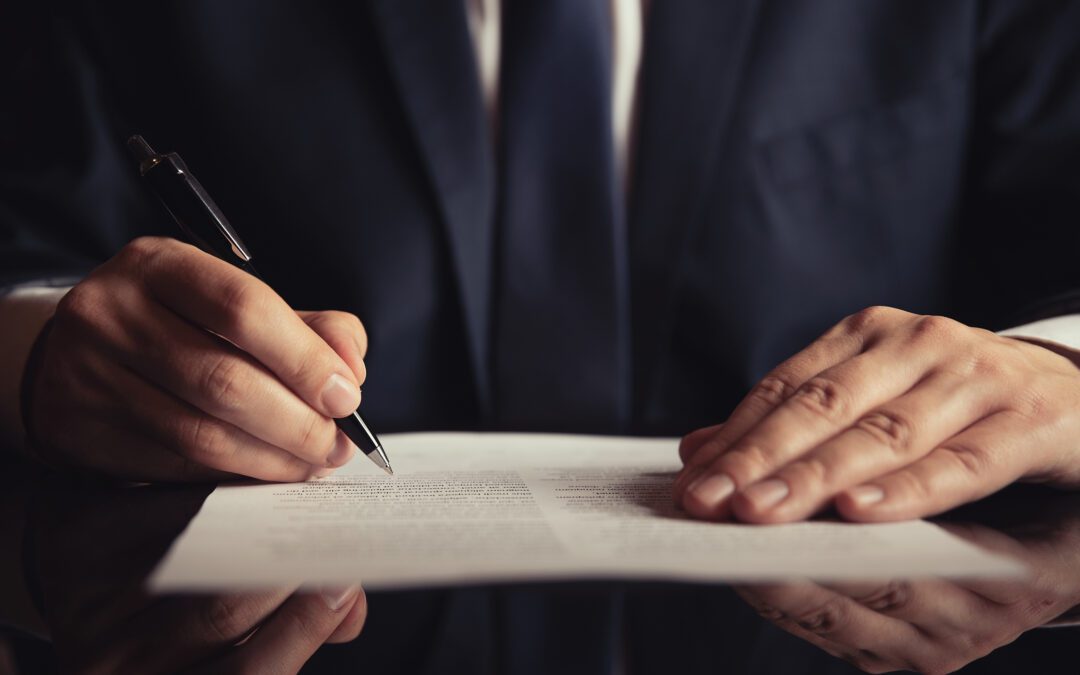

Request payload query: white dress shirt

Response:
[463,0,1080,352]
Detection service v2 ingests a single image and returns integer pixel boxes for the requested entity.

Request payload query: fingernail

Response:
[320,585,359,611]
[326,432,356,467]
[321,373,360,418]
[743,479,790,510]
[847,485,885,507]
[311,466,335,479]
[687,474,736,509]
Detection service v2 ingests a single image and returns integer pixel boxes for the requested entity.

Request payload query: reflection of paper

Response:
[151,433,1023,591]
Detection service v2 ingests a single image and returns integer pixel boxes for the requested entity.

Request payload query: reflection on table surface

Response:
[3,466,1079,674]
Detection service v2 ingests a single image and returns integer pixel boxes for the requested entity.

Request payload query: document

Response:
[151,433,1023,591]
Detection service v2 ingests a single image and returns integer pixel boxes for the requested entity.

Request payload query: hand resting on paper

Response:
[673,306,1080,523]
[21,237,368,482]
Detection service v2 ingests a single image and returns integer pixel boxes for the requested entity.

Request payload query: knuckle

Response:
[940,444,989,478]
[792,376,850,420]
[295,411,335,456]
[119,235,165,264]
[792,598,848,635]
[186,416,234,463]
[120,236,176,279]
[217,276,263,334]
[719,444,772,482]
[280,605,325,644]
[54,284,100,327]
[910,314,962,342]
[843,306,894,335]
[687,438,725,467]
[203,596,255,643]
[751,375,798,408]
[852,581,911,611]
[891,468,933,502]
[201,356,251,413]
[176,452,215,482]
[750,601,786,622]
[855,411,915,454]
[785,457,832,488]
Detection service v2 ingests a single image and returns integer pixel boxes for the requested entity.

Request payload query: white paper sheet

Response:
[151,433,1024,591]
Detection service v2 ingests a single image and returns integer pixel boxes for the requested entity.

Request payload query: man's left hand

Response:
[673,306,1080,522]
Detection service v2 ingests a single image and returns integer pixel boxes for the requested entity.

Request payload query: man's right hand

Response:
[23,236,369,482]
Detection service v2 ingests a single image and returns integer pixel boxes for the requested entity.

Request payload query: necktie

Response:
[493,0,628,432]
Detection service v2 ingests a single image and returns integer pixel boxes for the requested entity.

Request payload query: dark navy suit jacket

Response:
[3,2,1080,673]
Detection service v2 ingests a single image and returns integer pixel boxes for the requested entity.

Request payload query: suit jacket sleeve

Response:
[958,0,1080,328]
[0,7,161,292]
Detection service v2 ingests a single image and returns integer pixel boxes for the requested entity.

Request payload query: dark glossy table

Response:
[2,455,1079,675]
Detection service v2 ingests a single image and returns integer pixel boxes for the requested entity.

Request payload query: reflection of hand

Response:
[25,237,369,482]
[49,586,366,674]
[734,519,1080,674]
[673,306,1080,523]
[27,484,367,673]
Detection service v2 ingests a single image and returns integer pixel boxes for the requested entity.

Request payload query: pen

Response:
[125,134,393,476]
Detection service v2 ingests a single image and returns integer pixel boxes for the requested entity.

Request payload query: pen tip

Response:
[370,444,393,476]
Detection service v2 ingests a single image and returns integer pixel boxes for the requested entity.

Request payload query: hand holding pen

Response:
[18,138,389,482]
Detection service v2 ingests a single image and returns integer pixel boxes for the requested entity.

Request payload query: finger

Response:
[112,298,347,468]
[112,590,294,672]
[735,581,921,672]
[837,411,1033,521]
[299,310,368,385]
[784,579,1016,673]
[679,325,866,473]
[112,363,324,481]
[324,590,369,644]
[820,578,999,638]
[208,587,363,675]
[134,238,363,418]
[681,345,930,520]
[36,348,232,481]
[672,329,866,498]
[934,524,1047,610]
[732,371,997,523]
[677,424,723,464]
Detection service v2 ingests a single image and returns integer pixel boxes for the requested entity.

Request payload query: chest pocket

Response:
[754,74,967,188]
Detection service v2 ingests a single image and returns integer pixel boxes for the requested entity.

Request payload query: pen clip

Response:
[126,135,253,264]
[169,153,253,262]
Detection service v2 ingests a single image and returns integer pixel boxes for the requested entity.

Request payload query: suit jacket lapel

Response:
[629,0,763,423]
[370,0,495,416]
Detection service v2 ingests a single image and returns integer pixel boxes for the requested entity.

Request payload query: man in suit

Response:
[2,1,1079,672]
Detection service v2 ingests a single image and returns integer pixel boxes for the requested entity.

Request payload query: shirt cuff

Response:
[997,314,1080,353]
